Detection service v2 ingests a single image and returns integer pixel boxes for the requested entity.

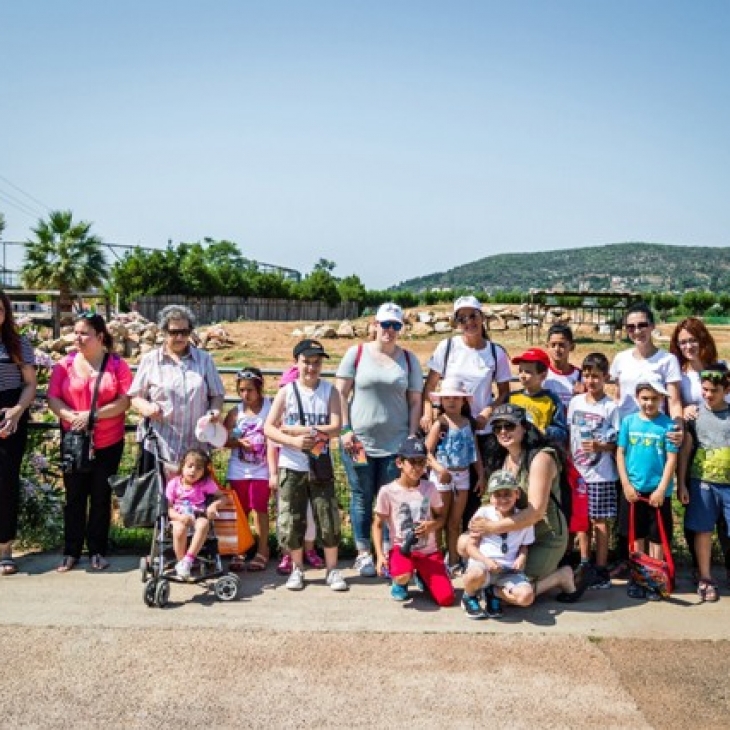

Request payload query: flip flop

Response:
[246,554,268,572]
[0,558,18,576]
[57,556,78,573]
[90,554,110,571]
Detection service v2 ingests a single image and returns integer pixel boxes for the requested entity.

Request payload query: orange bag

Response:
[215,488,255,556]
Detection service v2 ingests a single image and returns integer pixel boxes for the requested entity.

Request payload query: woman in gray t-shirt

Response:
[335,303,423,577]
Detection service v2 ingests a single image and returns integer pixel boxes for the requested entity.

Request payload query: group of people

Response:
[0,293,727,618]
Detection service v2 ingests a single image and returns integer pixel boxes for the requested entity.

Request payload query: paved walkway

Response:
[1,554,729,728]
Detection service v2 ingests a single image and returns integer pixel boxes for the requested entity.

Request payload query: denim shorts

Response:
[685,478,730,535]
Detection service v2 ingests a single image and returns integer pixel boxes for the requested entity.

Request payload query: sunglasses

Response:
[492,422,517,434]
[78,311,99,320]
[237,369,262,382]
[166,328,192,337]
[455,312,479,325]
[701,370,728,384]
[379,321,403,331]
[626,322,650,332]
[500,533,509,555]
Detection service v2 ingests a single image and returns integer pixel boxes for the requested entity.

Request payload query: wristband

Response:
[341,426,353,436]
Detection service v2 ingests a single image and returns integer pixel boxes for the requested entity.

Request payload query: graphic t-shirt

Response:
[472,505,534,569]
[567,394,620,483]
[166,475,219,512]
[689,404,730,485]
[544,365,581,409]
[226,398,272,481]
[375,479,443,555]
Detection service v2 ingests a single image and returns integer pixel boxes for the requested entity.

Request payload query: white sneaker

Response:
[326,569,349,592]
[353,553,377,578]
[286,566,305,591]
[175,559,191,579]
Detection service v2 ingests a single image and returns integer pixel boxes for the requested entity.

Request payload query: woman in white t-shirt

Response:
[421,296,512,531]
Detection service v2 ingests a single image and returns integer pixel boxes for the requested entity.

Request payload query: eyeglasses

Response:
[455,312,479,325]
[626,322,650,332]
[492,422,517,434]
[500,533,509,555]
[237,369,262,382]
[701,370,728,384]
[379,321,403,331]
[166,328,191,337]
[677,338,698,348]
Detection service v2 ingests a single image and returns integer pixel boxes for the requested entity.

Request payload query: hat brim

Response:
[489,415,522,427]
[635,382,668,396]
[430,390,472,400]
[297,349,330,358]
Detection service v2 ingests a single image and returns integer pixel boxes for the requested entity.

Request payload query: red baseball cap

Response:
[511,348,550,368]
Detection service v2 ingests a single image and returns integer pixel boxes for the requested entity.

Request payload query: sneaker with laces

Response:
[175,559,192,579]
[485,587,503,618]
[326,569,348,592]
[277,553,293,576]
[304,549,325,569]
[354,553,377,577]
[285,566,305,591]
[461,592,486,619]
[589,567,612,590]
[390,583,409,601]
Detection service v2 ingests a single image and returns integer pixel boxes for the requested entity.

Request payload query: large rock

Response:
[434,321,453,334]
[410,321,434,337]
[314,325,337,339]
[337,321,356,338]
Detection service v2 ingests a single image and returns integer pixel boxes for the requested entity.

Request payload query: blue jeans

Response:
[341,446,399,552]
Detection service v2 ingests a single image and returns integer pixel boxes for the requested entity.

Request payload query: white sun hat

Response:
[195,414,228,448]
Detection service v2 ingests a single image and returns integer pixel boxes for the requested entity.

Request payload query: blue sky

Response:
[1,1,729,290]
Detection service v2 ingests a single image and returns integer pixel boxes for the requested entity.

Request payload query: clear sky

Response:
[1,1,729,290]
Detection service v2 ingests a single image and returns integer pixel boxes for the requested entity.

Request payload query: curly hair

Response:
[0,290,23,364]
[157,304,196,331]
[669,317,718,369]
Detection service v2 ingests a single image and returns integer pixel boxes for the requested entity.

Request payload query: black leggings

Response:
[0,389,29,544]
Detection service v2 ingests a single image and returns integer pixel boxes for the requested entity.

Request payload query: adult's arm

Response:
[407,389,423,436]
[1,362,37,434]
[128,353,163,421]
[469,451,557,535]
[420,368,442,433]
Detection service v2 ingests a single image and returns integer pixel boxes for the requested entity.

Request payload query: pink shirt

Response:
[165,475,218,512]
[48,353,132,449]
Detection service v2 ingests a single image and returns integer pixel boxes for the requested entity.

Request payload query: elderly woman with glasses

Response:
[458,404,589,616]
[129,305,225,467]
[669,318,730,588]
[335,302,423,578]
[421,296,511,537]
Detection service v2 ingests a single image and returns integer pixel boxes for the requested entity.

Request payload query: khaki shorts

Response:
[278,468,341,550]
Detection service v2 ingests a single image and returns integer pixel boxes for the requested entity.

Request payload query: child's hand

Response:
[415,520,432,537]
[677,484,690,506]
[683,404,699,421]
[485,558,501,573]
[438,469,452,485]
[268,475,279,492]
[582,439,599,453]
[474,477,485,496]
[622,484,640,503]
[295,432,316,451]
[375,554,388,575]
[512,553,526,571]
[649,489,666,508]
[667,424,684,447]
[206,506,219,520]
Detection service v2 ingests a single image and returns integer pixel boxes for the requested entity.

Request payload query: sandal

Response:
[0,558,18,576]
[698,579,719,603]
[90,554,110,571]
[57,556,78,573]
[229,556,247,572]
[246,553,268,572]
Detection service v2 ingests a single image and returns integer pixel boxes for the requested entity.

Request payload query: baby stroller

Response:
[115,427,241,608]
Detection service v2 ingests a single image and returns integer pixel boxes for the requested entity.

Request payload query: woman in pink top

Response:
[47,314,132,572]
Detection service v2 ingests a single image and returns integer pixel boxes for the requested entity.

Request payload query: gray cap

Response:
[487,470,521,493]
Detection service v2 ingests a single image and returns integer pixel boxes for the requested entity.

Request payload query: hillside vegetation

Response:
[394,242,730,293]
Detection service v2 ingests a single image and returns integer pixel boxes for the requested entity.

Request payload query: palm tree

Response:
[22,210,108,312]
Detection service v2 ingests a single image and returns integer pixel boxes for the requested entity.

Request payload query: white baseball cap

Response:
[635,372,669,397]
[453,295,482,314]
[376,302,404,324]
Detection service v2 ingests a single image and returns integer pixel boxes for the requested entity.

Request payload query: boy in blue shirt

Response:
[617,373,679,600]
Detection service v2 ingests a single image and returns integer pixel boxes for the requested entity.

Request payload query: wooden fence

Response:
[134,296,359,324]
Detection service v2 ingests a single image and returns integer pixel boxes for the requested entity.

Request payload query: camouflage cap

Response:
[486,469,521,494]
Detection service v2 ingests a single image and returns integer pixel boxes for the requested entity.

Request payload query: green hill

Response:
[394,242,730,293]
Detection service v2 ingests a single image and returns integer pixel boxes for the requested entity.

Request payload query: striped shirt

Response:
[0,337,35,392]
[129,346,225,464]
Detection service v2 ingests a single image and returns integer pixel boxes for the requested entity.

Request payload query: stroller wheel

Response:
[155,579,170,608]
[139,557,150,582]
[214,574,240,602]
[144,579,157,607]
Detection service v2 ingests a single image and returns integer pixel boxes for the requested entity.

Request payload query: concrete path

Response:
[1,554,729,728]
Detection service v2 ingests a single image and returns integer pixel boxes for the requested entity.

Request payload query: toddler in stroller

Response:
[167,448,223,578]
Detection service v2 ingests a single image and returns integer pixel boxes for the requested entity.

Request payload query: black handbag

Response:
[291,382,335,483]
[61,353,108,474]
[109,447,161,528]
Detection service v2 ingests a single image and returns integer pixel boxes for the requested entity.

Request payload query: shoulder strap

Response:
[442,337,453,379]
[87,352,110,433]
[354,343,363,372]
[403,348,413,376]
[291,382,306,426]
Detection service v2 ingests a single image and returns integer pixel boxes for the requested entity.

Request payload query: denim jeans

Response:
[341,446,399,552]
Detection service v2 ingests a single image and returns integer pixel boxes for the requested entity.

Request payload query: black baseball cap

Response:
[293,339,330,359]
[396,435,427,459]
[489,403,527,427]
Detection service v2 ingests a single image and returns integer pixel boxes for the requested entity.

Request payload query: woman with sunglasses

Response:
[461,403,589,610]
[335,302,423,578]
[129,305,225,467]
[669,318,730,585]
[47,313,132,572]
[0,290,37,576]
[421,296,511,533]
